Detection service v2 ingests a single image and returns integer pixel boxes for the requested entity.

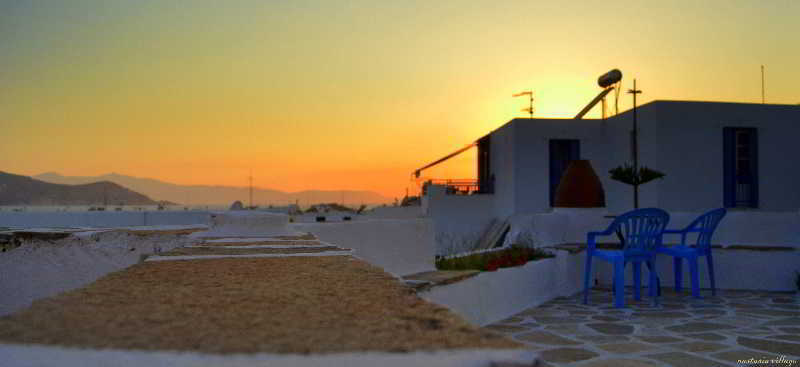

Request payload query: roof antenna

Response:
[513,91,534,118]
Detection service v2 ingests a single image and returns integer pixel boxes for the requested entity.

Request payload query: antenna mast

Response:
[761,65,765,104]
[512,91,534,118]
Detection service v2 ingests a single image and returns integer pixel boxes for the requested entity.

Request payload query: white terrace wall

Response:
[0,211,211,228]
[290,218,436,277]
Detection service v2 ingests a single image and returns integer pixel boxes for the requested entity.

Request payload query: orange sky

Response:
[1,1,798,200]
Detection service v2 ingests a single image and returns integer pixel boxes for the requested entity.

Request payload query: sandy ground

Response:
[0,256,521,354]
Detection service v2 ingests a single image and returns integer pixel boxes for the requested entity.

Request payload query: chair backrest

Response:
[687,208,727,251]
[609,208,670,256]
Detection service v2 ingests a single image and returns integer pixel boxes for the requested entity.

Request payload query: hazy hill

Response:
[0,171,160,206]
[34,172,392,206]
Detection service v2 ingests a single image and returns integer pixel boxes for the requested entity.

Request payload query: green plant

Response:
[609,163,666,208]
[609,164,665,185]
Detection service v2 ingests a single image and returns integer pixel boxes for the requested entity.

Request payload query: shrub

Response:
[435,245,554,271]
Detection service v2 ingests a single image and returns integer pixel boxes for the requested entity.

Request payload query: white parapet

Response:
[190,211,298,238]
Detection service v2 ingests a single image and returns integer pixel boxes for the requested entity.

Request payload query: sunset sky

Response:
[2,0,798,199]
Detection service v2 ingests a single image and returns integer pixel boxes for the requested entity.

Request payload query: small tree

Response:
[609,163,665,209]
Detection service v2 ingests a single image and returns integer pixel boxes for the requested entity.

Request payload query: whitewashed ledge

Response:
[0,344,539,367]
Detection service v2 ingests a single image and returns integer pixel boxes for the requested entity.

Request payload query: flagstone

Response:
[578,358,660,367]
[574,334,629,344]
[671,341,729,353]
[665,322,736,333]
[533,316,586,324]
[711,349,779,365]
[682,332,727,341]
[763,317,800,326]
[597,341,658,354]
[484,324,530,334]
[645,352,728,367]
[767,334,800,343]
[587,322,634,335]
[592,315,621,322]
[736,336,800,356]
[543,323,584,335]
[538,347,598,364]
[515,331,582,346]
[636,335,685,344]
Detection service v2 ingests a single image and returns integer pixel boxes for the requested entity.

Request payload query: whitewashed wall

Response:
[649,102,800,212]
[0,211,210,228]
[423,185,495,255]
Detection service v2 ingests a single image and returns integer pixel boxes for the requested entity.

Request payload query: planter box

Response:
[420,249,584,326]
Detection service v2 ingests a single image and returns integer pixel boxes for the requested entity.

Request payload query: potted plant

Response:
[609,163,665,209]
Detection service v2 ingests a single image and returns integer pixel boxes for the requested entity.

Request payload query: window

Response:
[549,139,580,206]
[723,127,758,208]
[477,136,493,194]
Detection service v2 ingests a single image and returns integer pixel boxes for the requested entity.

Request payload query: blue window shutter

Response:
[722,128,735,208]
[749,128,758,208]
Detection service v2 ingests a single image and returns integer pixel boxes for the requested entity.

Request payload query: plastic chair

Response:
[583,208,670,308]
[657,208,727,298]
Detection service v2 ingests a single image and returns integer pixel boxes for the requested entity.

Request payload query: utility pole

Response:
[627,79,642,209]
[761,65,765,104]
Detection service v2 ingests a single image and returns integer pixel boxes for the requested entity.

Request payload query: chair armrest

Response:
[662,228,688,246]
[586,230,613,251]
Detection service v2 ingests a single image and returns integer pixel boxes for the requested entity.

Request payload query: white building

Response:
[420,100,800,254]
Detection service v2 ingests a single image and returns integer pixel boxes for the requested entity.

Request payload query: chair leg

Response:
[613,260,625,308]
[583,254,592,304]
[648,258,658,304]
[633,261,642,301]
[689,256,701,299]
[706,253,716,296]
[673,257,683,293]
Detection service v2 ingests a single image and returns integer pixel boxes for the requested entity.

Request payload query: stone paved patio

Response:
[483,288,800,366]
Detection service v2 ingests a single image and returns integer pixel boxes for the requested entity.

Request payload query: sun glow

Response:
[2,1,798,200]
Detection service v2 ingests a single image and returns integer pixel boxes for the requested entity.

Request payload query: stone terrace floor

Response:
[483,288,800,367]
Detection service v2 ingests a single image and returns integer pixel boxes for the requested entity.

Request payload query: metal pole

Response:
[761,65,765,104]
[628,79,642,209]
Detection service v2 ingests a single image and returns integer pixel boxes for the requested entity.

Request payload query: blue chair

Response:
[657,208,727,298]
[583,208,670,308]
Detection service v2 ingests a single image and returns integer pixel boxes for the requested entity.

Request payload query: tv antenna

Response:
[512,90,534,118]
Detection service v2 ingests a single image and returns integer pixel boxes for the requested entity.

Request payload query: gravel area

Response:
[200,240,325,247]
[0,256,520,354]
[158,246,346,256]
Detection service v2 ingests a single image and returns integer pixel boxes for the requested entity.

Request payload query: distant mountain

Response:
[34,172,392,206]
[0,171,160,206]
